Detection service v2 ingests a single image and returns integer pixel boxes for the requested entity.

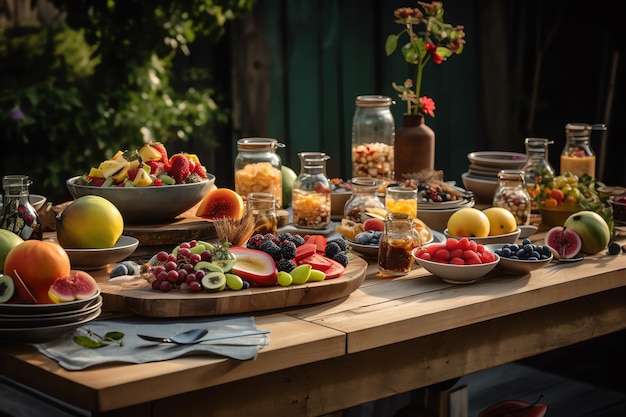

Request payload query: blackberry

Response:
[333,252,349,267]
[276,259,297,272]
[247,233,266,249]
[278,232,305,247]
[325,241,342,259]
[279,240,297,260]
[327,238,347,252]
[259,239,282,261]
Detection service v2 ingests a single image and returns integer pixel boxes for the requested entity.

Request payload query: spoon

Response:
[137,329,271,345]
[137,328,208,344]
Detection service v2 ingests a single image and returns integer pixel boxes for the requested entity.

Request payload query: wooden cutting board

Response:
[93,256,368,317]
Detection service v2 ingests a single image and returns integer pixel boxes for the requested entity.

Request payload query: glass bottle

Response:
[0,175,42,240]
[351,95,395,179]
[521,138,555,215]
[247,192,278,235]
[560,123,603,179]
[378,212,421,276]
[234,138,285,208]
[343,177,385,223]
[492,169,531,225]
[292,152,331,229]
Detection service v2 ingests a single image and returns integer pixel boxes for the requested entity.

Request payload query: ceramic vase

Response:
[393,114,435,181]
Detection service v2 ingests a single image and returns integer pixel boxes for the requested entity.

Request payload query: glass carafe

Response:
[292,152,331,229]
[560,123,605,179]
[521,138,555,215]
[1,175,42,240]
[378,212,421,276]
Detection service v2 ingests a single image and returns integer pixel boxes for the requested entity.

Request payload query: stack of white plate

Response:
[462,151,527,203]
[0,291,102,344]
[418,196,476,232]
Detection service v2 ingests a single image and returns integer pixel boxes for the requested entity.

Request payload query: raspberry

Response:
[279,240,297,260]
[333,252,349,267]
[324,242,342,259]
[276,259,296,272]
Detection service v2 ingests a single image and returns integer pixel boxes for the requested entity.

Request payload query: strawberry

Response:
[151,142,168,163]
[145,160,166,176]
[193,162,208,178]
[168,154,190,183]
[127,166,140,181]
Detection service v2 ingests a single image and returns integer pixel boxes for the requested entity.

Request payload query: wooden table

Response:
[1,231,625,417]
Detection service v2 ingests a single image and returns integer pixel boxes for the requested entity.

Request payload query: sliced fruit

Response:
[225,273,244,291]
[297,253,332,271]
[563,210,611,255]
[48,271,99,303]
[196,188,245,221]
[294,243,317,261]
[290,264,312,284]
[313,257,345,279]
[99,157,131,182]
[305,235,327,253]
[544,226,582,259]
[363,218,384,232]
[201,271,227,292]
[0,274,15,303]
[132,167,153,186]
[194,261,223,274]
[211,259,236,273]
[308,269,326,282]
[139,143,164,161]
[229,246,278,287]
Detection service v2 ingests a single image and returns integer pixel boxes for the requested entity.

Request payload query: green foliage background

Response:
[0,0,255,203]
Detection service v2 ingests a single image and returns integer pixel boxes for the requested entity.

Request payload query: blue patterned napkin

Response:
[33,316,270,371]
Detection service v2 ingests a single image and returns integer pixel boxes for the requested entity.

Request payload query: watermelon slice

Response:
[294,243,316,261]
[299,255,345,278]
[297,253,332,271]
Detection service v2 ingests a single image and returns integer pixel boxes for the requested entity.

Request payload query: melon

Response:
[563,210,610,255]
[195,188,245,220]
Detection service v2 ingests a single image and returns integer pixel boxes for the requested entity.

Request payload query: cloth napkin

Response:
[33,316,270,371]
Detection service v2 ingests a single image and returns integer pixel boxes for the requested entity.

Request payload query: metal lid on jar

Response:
[355,95,393,107]
[237,138,285,151]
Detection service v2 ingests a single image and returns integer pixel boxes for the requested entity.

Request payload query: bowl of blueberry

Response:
[484,239,554,275]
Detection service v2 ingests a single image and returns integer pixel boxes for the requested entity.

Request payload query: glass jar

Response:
[560,123,598,179]
[0,175,42,240]
[247,192,278,235]
[234,138,285,208]
[378,212,421,276]
[292,152,331,229]
[343,177,385,223]
[492,169,531,225]
[351,95,395,179]
[521,138,555,215]
[385,184,417,219]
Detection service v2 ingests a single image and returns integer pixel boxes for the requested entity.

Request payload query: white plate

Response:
[467,151,527,168]
[64,236,139,270]
[0,297,102,328]
[0,290,101,315]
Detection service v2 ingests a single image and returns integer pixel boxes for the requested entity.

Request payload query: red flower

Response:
[419,97,436,117]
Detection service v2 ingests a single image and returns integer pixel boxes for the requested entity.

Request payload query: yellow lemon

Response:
[56,195,124,249]
[482,207,518,236]
[446,207,490,237]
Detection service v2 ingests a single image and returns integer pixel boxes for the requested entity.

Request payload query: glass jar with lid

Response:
[343,177,385,223]
[351,95,395,179]
[377,212,421,276]
[0,175,42,240]
[234,138,285,208]
[560,123,605,179]
[292,152,331,230]
[492,169,531,225]
[521,137,555,215]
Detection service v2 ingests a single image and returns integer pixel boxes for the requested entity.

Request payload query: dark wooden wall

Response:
[225,0,624,189]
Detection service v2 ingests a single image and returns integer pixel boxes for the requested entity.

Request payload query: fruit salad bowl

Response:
[66,174,215,224]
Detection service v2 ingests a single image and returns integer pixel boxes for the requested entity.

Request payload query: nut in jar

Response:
[492,169,531,225]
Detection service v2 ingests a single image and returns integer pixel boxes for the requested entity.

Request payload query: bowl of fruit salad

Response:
[66,143,216,224]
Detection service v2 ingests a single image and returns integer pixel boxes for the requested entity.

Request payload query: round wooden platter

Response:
[95,256,368,318]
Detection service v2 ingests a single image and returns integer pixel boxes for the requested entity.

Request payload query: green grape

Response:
[277,271,293,286]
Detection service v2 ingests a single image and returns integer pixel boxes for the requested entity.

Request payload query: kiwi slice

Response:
[200,271,226,292]
[0,274,15,303]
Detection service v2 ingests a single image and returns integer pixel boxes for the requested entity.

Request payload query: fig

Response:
[363,218,384,232]
[0,274,15,303]
[195,188,245,221]
[48,270,99,303]
[479,397,547,417]
[545,226,582,259]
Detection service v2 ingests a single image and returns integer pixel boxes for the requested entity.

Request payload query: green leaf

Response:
[105,331,125,341]
[73,335,107,348]
[385,34,398,56]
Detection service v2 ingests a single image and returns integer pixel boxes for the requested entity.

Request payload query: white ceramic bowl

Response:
[467,151,527,169]
[443,228,521,245]
[412,246,500,284]
[66,175,215,224]
[28,194,47,211]
[484,243,553,274]
[418,199,475,232]
[461,172,498,203]
[63,235,139,270]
